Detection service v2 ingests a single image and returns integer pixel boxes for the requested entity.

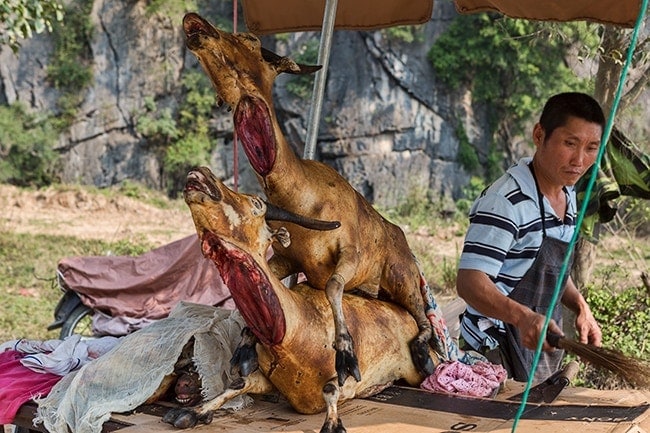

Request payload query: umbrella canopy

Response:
[242,0,434,34]
[241,0,642,34]
[454,0,642,28]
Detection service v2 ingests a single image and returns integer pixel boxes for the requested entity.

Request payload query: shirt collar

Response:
[507,157,537,201]
[507,157,577,218]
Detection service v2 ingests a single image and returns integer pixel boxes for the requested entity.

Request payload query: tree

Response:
[0,0,64,53]
[428,14,595,180]
[572,16,650,290]
[594,23,650,115]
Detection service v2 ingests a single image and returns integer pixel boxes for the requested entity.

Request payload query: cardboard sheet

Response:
[102,384,649,433]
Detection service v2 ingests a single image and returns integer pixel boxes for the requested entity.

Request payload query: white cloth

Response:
[34,302,248,433]
[0,335,120,376]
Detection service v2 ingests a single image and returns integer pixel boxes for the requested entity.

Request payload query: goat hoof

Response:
[162,408,182,424]
[162,408,198,429]
[429,334,445,359]
[198,411,214,425]
[410,340,435,376]
[320,418,347,433]
[335,349,361,386]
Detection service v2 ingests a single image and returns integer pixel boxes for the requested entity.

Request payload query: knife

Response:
[508,360,580,403]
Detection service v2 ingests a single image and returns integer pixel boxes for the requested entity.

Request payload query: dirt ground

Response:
[0,183,465,256]
[0,184,196,247]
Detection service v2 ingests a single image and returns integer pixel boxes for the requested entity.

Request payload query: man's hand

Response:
[516,310,563,352]
[575,309,602,346]
[562,277,602,347]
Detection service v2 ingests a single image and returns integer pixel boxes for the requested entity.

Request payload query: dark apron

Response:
[498,235,571,382]
[479,163,572,382]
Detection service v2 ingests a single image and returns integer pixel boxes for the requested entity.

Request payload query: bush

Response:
[46,0,94,127]
[0,104,60,187]
[586,285,649,360]
[574,280,649,389]
[135,71,217,197]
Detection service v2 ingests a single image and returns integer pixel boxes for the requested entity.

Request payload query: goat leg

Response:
[230,326,259,377]
[319,380,346,433]
[326,272,361,386]
[409,310,438,376]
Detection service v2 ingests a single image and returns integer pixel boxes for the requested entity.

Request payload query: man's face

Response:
[533,116,602,187]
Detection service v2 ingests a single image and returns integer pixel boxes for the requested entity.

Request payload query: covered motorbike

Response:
[48,235,234,338]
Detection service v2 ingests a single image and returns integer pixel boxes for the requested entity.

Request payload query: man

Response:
[457,92,604,382]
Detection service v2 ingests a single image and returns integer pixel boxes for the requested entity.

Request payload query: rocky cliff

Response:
[0,1,492,208]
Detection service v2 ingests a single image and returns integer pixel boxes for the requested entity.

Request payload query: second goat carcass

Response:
[183,12,445,385]
[163,166,440,432]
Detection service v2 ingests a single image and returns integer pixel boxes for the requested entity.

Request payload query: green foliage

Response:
[164,132,214,194]
[136,71,217,197]
[136,97,180,144]
[286,39,320,99]
[456,125,480,172]
[455,176,487,216]
[0,0,64,53]
[116,179,173,209]
[440,255,460,293]
[145,0,198,19]
[429,13,594,142]
[485,143,505,181]
[381,189,438,229]
[178,71,218,130]
[384,25,424,43]
[46,0,94,127]
[574,281,650,389]
[0,104,60,187]
[585,285,649,360]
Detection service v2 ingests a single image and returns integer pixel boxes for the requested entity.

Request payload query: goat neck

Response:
[183,12,318,183]
[184,166,288,346]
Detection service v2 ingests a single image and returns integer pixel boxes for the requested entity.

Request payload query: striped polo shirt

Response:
[459,157,577,351]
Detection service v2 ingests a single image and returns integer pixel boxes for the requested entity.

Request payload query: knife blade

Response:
[508,360,580,403]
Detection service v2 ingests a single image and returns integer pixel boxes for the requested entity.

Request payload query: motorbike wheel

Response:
[59,304,94,339]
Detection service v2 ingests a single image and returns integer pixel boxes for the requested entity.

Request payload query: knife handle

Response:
[556,360,580,385]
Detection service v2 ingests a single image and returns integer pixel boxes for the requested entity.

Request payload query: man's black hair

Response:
[539,92,606,139]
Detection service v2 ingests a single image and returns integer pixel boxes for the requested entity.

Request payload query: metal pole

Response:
[303,0,338,160]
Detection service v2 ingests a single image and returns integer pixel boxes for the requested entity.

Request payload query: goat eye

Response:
[250,197,265,215]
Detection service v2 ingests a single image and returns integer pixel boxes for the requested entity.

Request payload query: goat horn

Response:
[265,202,340,231]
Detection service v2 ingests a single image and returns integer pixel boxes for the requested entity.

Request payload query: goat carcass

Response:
[183,12,446,386]
[163,166,439,432]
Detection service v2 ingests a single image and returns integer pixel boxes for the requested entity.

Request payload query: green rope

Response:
[511,3,649,431]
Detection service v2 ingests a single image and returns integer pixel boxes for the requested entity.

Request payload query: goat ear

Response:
[272,227,291,248]
[262,47,322,75]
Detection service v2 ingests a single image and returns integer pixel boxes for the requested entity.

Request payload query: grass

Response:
[0,232,154,343]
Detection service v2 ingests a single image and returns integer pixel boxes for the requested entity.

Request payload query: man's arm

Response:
[457,268,563,351]
[561,277,602,346]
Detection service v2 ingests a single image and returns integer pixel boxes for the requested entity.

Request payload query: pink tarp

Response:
[0,350,61,424]
[57,235,233,320]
